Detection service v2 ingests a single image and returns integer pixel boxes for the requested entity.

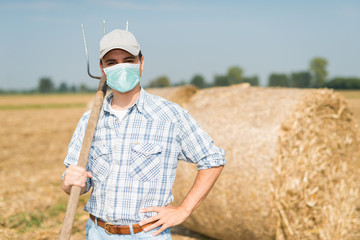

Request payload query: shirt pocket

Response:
[87,144,111,185]
[129,142,162,182]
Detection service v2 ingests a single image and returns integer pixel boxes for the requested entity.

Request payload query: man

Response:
[61,28,226,239]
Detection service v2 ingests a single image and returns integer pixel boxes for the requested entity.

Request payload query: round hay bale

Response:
[146,85,198,107]
[170,85,360,240]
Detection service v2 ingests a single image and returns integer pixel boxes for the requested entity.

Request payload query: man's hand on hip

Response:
[139,205,191,236]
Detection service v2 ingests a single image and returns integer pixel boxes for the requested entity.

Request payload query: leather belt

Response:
[90,214,155,235]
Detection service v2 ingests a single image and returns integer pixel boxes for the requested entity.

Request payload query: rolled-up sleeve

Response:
[177,110,226,170]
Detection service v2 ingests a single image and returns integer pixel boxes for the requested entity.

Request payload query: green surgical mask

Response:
[104,63,140,93]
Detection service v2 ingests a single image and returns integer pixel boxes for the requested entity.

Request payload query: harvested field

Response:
[0,94,93,240]
[1,89,359,240]
[0,94,92,109]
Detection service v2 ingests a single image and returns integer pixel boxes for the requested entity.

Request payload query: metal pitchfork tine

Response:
[81,23,101,79]
[59,21,109,240]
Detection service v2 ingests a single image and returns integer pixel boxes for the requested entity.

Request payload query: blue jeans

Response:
[85,218,172,240]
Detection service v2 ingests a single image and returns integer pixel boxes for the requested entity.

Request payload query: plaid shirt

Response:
[64,88,226,224]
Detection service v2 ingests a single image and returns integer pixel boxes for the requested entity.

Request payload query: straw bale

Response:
[146,85,198,107]
[160,85,360,240]
[272,89,360,240]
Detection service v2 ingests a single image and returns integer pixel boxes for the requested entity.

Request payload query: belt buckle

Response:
[105,222,115,235]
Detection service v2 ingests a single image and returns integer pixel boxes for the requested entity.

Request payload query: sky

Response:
[0,0,359,90]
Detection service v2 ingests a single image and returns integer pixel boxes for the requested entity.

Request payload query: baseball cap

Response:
[99,29,141,59]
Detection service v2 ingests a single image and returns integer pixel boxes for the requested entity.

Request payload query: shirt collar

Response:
[134,87,146,114]
[103,88,146,114]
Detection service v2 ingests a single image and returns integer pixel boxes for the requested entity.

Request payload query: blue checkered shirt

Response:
[64,88,226,224]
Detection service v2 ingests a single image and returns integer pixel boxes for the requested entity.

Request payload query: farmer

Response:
[61,28,226,239]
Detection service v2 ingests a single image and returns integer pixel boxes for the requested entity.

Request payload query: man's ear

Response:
[99,61,106,76]
[139,56,145,77]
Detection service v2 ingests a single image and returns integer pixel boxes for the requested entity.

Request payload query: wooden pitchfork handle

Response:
[59,76,107,240]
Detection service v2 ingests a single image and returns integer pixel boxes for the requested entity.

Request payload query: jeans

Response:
[85,218,172,240]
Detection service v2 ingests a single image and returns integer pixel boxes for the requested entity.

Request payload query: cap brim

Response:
[100,46,140,59]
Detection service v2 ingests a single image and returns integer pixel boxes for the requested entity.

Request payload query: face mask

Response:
[103,63,141,93]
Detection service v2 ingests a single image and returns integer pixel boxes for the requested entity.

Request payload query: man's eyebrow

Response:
[123,56,137,60]
[104,58,116,63]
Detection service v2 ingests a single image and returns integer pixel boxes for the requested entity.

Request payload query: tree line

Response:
[35,78,95,93]
[0,77,97,94]
[149,57,360,90]
[268,58,360,89]
[148,67,259,89]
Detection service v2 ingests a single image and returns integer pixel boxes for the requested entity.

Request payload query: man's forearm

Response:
[139,165,224,236]
[179,165,224,214]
